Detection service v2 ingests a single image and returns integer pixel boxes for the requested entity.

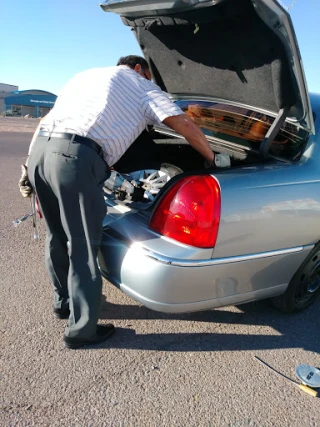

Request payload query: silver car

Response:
[98,0,320,314]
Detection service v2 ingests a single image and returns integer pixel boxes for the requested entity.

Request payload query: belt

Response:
[39,131,103,156]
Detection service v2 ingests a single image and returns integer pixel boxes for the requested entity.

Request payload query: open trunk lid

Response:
[100,0,314,139]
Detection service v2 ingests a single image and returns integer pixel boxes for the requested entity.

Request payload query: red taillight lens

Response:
[149,175,221,248]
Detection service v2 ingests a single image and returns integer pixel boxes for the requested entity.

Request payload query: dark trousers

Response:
[28,135,110,339]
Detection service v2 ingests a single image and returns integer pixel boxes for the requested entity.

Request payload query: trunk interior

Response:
[114,123,270,171]
[103,128,272,207]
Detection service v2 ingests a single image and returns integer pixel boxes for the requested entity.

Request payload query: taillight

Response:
[149,175,221,248]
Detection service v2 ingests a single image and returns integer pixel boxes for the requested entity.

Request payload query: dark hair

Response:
[117,55,149,69]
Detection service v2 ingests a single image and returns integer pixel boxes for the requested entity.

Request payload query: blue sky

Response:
[1,0,319,95]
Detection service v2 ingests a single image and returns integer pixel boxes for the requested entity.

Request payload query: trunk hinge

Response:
[259,106,289,159]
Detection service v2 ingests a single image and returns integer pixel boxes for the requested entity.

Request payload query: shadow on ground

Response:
[96,295,320,353]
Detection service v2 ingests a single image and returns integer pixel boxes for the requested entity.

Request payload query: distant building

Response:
[0,83,18,115]
[0,83,57,118]
[0,83,19,93]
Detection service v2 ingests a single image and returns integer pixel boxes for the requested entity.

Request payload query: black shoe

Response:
[63,324,115,349]
[54,306,70,319]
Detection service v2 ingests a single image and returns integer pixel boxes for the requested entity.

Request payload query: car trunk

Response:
[100,0,313,207]
[103,99,309,207]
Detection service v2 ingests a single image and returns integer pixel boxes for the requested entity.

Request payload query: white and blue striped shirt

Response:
[40,66,183,166]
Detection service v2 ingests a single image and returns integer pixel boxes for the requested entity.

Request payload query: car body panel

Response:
[99,142,320,313]
[213,161,320,257]
[99,229,312,312]
[98,95,320,312]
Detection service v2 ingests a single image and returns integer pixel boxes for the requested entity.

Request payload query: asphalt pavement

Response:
[1,121,319,426]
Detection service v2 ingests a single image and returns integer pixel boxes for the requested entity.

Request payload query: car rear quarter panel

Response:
[213,99,320,259]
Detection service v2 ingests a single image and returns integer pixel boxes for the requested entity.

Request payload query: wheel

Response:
[136,163,183,201]
[272,243,320,313]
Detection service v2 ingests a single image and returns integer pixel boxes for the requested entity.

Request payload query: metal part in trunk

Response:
[104,163,183,203]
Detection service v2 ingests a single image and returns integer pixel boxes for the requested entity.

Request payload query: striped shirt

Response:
[39,66,183,166]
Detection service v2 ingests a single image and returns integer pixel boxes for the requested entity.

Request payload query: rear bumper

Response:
[99,230,313,313]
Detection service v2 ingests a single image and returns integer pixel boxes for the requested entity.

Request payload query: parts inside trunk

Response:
[103,128,267,205]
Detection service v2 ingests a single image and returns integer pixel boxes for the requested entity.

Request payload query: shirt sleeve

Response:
[141,85,184,126]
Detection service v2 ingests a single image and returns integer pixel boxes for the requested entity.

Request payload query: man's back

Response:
[41,66,146,134]
[40,65,182,166]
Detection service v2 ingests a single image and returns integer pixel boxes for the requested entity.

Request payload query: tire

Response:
[272,242,320,313]
[160,163,183,178]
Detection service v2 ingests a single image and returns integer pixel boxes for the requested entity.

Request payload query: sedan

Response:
[98,0,320,314]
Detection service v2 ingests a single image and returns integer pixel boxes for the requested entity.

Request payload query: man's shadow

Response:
[98,291,320,354]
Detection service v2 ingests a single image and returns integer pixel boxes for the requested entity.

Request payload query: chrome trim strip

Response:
[135,245,314,267]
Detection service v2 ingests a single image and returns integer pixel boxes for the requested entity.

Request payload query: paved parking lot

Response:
[1,123,319,426]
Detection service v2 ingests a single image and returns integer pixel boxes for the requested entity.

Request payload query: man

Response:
[18,55,216,349]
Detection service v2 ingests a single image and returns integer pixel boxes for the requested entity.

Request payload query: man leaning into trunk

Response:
[18,55,215,349]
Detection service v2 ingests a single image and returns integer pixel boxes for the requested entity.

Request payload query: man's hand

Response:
[204,153,231,169]
[18,164,33,198]
[214,153,231,168]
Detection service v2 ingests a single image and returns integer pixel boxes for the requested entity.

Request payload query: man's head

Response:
[117,55,151,81]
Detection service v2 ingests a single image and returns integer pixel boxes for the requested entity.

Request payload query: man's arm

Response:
[162,114,215,165]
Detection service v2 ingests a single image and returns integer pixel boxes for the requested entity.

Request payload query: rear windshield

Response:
[175,100,309,161]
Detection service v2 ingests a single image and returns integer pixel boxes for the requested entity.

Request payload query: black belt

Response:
[39,131,103,156]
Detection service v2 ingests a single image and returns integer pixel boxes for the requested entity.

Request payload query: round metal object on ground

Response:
[296,364,320,388]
